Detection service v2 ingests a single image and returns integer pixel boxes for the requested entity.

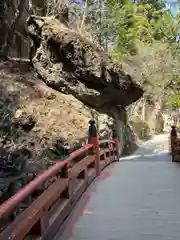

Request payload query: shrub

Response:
[130,117,150,139]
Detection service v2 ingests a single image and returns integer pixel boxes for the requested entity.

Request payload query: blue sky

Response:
[167,0,179,15]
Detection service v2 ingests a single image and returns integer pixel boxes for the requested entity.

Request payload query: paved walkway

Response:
[55,134,180,240]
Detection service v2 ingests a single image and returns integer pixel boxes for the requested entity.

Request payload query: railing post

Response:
[61,162,71,198]
[170,126,177,162]
[112,128,120,161]
[88,119,100,176]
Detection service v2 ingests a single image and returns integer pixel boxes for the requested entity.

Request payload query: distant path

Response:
[54,134,180,240]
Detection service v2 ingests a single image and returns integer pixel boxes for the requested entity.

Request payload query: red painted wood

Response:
[0,120,119,239]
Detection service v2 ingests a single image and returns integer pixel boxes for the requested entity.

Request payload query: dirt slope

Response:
[0,60,101,162]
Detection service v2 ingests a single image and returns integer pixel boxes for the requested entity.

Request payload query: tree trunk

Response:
[141,96,146,121]
[2,0,26,58]
[31,0,46,16]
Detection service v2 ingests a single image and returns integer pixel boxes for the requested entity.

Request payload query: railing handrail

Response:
[99,139,117,145]
[0,139,116,219]
[0,143,94,220]
[69,143,93,158]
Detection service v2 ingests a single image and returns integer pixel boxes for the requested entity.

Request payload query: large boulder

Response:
[27,14,143,110]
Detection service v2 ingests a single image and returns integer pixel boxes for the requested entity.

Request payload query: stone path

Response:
[55,134,180,240]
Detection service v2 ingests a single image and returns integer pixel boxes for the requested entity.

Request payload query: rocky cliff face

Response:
[27,15,143,111]
[0,60,121,164]
[0,13,143,165]
[0,60,95,163]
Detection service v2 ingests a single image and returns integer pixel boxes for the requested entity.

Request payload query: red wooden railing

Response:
[0,120,120,240]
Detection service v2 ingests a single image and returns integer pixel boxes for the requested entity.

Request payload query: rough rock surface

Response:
[27,15,143,110]
[0,13,143,164]
[0,60,116,163]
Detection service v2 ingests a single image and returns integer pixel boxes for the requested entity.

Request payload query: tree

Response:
[103,0,179,120]
[136,0,166,10]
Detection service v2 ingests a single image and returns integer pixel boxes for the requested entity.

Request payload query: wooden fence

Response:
[0,119,120,240]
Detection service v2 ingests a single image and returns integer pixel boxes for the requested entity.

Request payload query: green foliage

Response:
[103,0,180,108]
[68,0,179,108]
[105,0,177,50]
[137,0,166,10]
[167,91,180,107]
